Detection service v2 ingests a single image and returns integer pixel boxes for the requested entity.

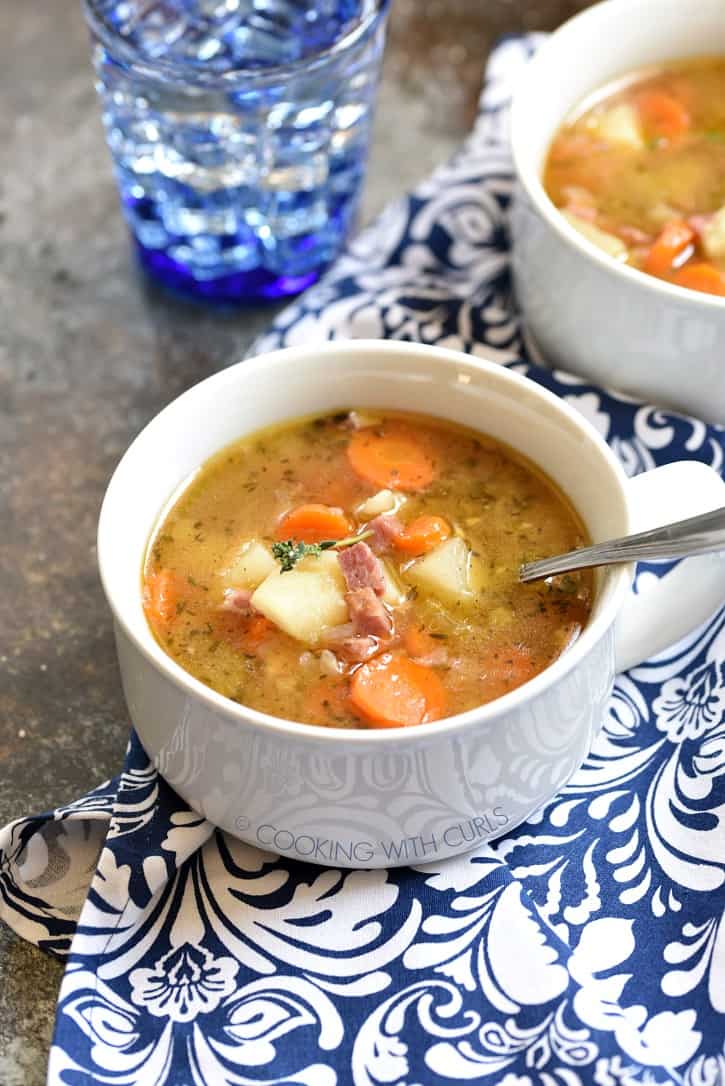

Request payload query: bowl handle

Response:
[615,461,725,673]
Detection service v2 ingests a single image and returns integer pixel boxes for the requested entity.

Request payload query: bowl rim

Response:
[82,0,389,90]
[510,0,725,311]
[98,339,632,747]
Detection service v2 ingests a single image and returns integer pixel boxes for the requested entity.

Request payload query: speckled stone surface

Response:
[0,1,591,1079]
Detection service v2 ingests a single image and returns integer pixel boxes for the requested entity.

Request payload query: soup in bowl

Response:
[144,409,593,729]
[545,56,725,297]
[98,340,725,867]
[510,0,725,423]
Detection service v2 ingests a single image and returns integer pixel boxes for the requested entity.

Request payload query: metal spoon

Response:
[519,505,725,583]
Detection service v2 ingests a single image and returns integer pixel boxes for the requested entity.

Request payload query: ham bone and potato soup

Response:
[143,410,593,729]
[544,57,725,297]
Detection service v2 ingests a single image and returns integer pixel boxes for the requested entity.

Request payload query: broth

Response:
[143,410,593,729]
[544,57,725,296]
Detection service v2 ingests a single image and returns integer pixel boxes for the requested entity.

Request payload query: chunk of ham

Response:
[222,587,257,615]
[346,587,393,638]
[367,514,403,554]
[339,636,379,662]
[338,542,385,596]
[321,622,379,664]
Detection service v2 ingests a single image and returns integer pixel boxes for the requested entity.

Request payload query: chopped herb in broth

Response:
[544,56,725,296]
[143,410,593,729]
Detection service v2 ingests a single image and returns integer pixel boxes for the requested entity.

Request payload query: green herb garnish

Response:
[271,540,331,571]
[271,530,373,573]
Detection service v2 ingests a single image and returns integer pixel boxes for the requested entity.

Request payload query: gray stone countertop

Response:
[0,1,589,1080]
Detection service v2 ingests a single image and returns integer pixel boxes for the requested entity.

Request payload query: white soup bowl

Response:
[510,0,725,424]
[97,341,725,868]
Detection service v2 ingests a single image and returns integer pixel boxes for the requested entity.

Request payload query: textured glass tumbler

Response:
[83,1,390,302]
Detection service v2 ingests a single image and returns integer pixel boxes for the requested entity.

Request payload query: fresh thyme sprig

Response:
[271,539,334,572]
[271,529,373,573]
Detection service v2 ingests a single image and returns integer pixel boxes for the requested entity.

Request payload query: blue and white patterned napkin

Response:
[2,37,725,1086]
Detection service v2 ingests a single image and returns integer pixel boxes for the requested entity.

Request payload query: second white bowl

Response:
[510,0,725,424]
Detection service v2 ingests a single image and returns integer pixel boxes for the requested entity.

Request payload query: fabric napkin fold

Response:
[2,35,725,1086]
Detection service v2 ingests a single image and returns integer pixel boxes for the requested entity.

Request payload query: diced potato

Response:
[446,524,489,592]
[380,560,407,607]
[406,537,474,603]
[356,489,400,520]
[221,540,277,589]
[701,207,725,262]
[562,211,628,261]
[297,549,347,593]
[299,547,407,608]
[251,568,348,645]
[595,103,644,150]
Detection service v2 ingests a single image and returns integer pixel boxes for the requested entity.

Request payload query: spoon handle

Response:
[519,505,725,583]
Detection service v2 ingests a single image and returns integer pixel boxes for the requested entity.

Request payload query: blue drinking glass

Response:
[83,0,390,302]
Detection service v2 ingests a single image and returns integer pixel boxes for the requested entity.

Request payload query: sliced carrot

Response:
[638,90,690,144]
[479,646,539,703]
[143,569,180,632]
[275,503,354,544]
[347,425,437,492]
[350,653,446,728]
[394,515,451,556]
[403,625,441,659]
[643,220,695,278]
[673,262,725,297]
